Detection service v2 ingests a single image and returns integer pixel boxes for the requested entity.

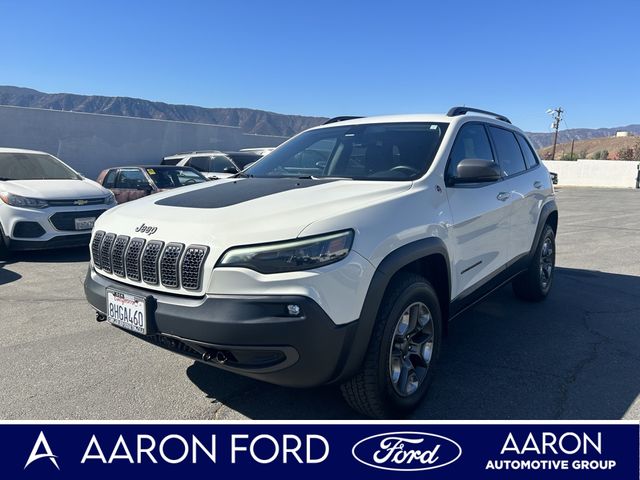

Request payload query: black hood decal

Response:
[155,177,339,209]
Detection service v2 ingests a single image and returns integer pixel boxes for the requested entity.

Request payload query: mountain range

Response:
[1,86,638,149]
[0,86,325,137]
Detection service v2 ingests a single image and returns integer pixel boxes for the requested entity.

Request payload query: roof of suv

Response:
[312,112,522,132]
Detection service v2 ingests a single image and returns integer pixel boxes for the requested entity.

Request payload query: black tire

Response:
[512,224,556,302]
[0,224,8,261]
[340,273,442,418]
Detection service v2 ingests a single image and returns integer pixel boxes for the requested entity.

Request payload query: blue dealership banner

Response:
[0,422,637,479]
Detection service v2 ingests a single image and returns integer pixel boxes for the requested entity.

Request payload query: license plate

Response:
[75,217,96,230]
[106,289,147,334]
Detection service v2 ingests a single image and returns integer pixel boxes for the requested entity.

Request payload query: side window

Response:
[187,156,211,172]
[210,155,237,173]
[115,169,149,189]
[488,127,527,177]
[447,123,494,178]
[516,133,540,169]
[103,170,117,188]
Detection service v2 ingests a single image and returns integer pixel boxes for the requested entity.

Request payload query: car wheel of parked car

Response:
[512,224,556,301]
[0,225,9,260]
[340,273,442,418]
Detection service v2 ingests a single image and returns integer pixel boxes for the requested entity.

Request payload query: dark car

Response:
[97,165,207,204]
[223,151,264,170]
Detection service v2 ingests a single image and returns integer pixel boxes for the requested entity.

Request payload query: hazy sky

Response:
[1,0,639,132]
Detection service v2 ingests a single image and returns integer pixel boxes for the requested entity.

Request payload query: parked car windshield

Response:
[0,152,81,180]
[224,152,263,169]
[245,122,448,180]
[145,167,207,188]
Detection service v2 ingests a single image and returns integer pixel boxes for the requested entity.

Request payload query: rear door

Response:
[487,126,538,262]
[445,122,513,298]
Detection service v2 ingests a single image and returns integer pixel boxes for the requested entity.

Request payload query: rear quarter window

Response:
[516,133,540,169]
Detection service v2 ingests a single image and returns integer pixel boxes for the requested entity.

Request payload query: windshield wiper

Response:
[294,175,353,180]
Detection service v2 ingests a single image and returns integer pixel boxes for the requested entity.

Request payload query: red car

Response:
[97,165,207,204]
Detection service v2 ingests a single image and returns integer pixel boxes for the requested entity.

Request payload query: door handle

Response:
[496,192,511,202]
[534,181,543,189]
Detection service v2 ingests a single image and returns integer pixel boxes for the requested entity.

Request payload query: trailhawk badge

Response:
[24,431,60,470]
[351,431,462,471]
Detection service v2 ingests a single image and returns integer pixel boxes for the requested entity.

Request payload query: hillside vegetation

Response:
[538,136,640,160]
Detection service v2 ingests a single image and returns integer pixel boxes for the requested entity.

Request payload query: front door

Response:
[444,122,513,300]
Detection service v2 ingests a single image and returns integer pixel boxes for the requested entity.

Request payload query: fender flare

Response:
[330,236,450,383]
[528,199,558,263]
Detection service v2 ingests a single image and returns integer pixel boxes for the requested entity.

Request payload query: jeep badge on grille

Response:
[135,223,158,235]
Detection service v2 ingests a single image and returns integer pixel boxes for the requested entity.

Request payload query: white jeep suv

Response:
[85,108,557,418]
[0,148,116,258]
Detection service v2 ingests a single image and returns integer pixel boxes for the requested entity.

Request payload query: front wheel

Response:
[0,225,8,260]
[512,224,556,301]
[340,273,442,418]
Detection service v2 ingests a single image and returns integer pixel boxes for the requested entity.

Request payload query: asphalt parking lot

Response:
[0,187,639,420]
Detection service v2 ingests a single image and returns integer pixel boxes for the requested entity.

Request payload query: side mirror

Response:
[450,158,502,185]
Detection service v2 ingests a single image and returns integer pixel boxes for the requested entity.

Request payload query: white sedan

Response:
[0,148,115,258]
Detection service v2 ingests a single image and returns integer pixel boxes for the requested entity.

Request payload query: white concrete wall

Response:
[543,160,640,188]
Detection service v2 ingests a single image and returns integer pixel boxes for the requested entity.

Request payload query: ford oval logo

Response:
[352,431,462,472]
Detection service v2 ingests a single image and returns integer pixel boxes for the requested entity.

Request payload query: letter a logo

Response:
[24,431,60,470]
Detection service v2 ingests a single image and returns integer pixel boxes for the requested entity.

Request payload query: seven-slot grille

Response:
[91,231,208,291]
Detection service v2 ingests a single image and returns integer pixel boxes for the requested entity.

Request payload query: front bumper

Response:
[1,205,109,250]
[84,268,359,387]
[8,233,93,251]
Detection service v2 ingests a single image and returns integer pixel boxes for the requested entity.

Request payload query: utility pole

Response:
[547,107,564,160]
[570,139,575,161]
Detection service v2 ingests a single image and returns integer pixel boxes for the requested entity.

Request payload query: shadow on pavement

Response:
[0,263,21,286]
[186,266,640,420]
[3,246,89,265]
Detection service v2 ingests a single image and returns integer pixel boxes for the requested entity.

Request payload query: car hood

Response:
[93,177,412,295]
[96,176,411,250]
[0,178,109,199]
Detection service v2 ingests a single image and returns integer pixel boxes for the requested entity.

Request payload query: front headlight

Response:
[218,230,354,273]
[0,192,49,209]
[104,191,116,205]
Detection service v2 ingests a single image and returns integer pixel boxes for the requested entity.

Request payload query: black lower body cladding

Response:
[84,269,358,388]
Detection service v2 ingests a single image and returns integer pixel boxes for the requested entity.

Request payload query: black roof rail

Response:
[447,106,511,124]
[323,116,364,125]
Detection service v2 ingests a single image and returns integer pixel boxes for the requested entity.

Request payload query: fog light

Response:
[287,304,301,316]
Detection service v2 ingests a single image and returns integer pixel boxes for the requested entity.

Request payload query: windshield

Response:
[145,167,206,188]
[0,152,80,180]
[245,122,448,180]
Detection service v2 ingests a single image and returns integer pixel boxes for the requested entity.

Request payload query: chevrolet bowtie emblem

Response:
[74,199,89,206]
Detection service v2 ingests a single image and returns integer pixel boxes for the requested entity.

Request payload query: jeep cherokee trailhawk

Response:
[85,107,558,418]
